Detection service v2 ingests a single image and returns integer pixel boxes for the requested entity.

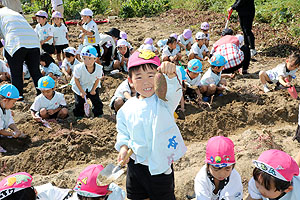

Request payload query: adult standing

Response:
[0,0,22,14]
[227,0,257,57]
[51,0,64,18]
[0,5,42,97]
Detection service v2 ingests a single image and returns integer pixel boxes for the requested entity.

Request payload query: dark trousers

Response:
[73,88,103,117]
[223,45,250,74]
[239,15,255,49]
[5,47,42,96]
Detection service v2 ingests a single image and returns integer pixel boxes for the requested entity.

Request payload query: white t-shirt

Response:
[51,0,63,8]
[0,108,14,130]
[82,20,100,46]
[184,71,202,86]
[62,58,80,72]
[189,43,208,59]
[0,60,7,73]
[248,175,300,200]
[52,23,68,45]
[30,91,67,112]
[36,183,70,200]
[266,63,297,83]
[194,165,243,200]
[34,23,54,44]
[162,45,180,59]
[109,79,132,107]
[40,62,62,76]
[71,63,103,95]
[178,34,193,47]
[138,44,157,52]
[201,67,222,86]
[2,62,29,78]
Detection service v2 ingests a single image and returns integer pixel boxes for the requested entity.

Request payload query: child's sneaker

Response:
[202,96,211,102]
[263,85,270,93]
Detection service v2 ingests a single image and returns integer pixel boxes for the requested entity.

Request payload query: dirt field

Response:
[1,9,300,199]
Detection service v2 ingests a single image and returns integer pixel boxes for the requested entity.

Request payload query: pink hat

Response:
[119,31,127,40]
[0,172,33,199]
[144,38,153,45]
[170,33,178,40]
[206,136,235,167]
[74,164,109,197]
[52,11,62,18]
[128,50,160,70]
[183,29,192,39]
[253,149,299,182]
[35,10,48,18]
[117,39,129,47]
[201,22,210,30]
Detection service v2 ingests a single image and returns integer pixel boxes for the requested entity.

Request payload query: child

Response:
[34,10,55,55]
[77,8,101,61]
[30,76,68,122]
[0,84,25,138]
[246,149,300,200]
[51,11,69,67]
[40,53,62,79]
[180,59,204,112]
[188,32,209,61]
[110,78,136,112]
[0,59,10,81]
[61,47,80,80]
[194,136,243,199]
[71,45,104,118]
[73,164,126,199]
[120,31,134,53]
[200,54,233,102]
[138,38,158,54]
[113,39,130,72]
[201,22,210,47]
[162,36,182,63]
[115,50,187,199]
[259,53,300,93]
[178,29,193,53]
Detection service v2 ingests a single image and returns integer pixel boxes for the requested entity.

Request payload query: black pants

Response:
[4,47,42,96]
[223,45,250,74]
[239,15,255,49]
[73,88,103,117]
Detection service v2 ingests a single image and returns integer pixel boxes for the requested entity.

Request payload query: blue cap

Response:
[81,45,98,58]
[209,54,227,67]
[0,84,21,99]
[37,76,55,90]
[187,59,203,73]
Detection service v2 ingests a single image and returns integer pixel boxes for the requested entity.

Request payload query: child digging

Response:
[115,50,187,199]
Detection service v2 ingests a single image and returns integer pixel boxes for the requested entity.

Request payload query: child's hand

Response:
[12,130,22,138]
[118,145,129,164]
[47,109,55,115]
[90,90,96,95]
[230,73,235,78]
[33,115,42,122]
[80,92,86,99]
[159,61,176,78]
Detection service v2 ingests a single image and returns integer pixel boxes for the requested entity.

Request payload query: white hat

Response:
[52,11,62,18]
[80,8,93,16]
[195,32,206,40]
[63,47,77,55]
[35,10,48,18]
[236,34,244,46]
[117,39,129,47]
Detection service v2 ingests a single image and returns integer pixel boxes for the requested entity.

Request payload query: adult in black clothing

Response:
[228,0,257,57]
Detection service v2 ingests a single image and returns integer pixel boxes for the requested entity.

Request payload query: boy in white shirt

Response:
[31,76,68,122]
[162,36,182,63]
[61,47,80,80]
[34,10,55,55]
[201,22,210,47]
[77,8,101,63]
[178,29,193,53]
[188,32,209,61]
[259,52,300,93]
[110,79,135,112]
[71,46,104,118]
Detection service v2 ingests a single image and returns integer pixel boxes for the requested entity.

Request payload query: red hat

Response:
[127,50,160,71]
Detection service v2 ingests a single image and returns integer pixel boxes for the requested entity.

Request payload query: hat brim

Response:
[105,31,120,39]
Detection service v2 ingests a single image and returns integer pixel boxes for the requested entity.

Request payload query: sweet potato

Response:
[154,71,168,101]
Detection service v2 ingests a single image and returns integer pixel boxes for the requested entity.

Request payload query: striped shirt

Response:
[0,7,40,56]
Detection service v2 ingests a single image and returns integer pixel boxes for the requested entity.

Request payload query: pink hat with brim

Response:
[183,29,192,39]
[0,172,33,199]
[52,11,62,18]
[253,149,299,182]
[144,38,153,45]
[128,50,160,71]
[73,164,109,197]
[206,136,235,167]
[35,10,48,18]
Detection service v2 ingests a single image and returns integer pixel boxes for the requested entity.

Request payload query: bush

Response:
[119,0,170,18]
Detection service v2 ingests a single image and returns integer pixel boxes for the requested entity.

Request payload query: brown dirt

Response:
[1,9,300,199]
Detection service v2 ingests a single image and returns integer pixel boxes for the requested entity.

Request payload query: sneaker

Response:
[263,86,270,93]
[202,96,211,102]
[250,49,257,57]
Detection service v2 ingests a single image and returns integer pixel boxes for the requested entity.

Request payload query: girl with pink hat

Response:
[138,38,159,54]
[178,29,193,54]
[194,136,243,199]
[247,149,300,200]
[201,22,210,48]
